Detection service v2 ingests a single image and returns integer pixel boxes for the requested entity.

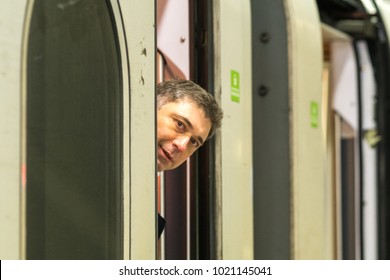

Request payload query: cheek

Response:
[157,129,180,148]
[157,126,173,141]
[157,118,170,141]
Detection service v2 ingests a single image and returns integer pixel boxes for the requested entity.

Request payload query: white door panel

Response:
[216,0,253,260]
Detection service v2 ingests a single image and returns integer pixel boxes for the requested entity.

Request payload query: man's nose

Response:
[173,135,190,152]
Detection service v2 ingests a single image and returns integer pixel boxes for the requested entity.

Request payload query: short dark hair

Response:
[157,80,223,139]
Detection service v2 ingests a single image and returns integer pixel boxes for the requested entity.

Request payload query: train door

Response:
[251,0,327,259]
[0,0,156,259]
[213,0,254,259]
[117,0,156,260]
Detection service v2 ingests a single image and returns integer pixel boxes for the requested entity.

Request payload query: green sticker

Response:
[310,101,319,128]
[230,70,240,103]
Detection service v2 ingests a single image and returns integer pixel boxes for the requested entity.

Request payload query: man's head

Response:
[157,80,223,172]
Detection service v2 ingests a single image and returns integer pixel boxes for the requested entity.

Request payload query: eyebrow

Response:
[173,113,205,146]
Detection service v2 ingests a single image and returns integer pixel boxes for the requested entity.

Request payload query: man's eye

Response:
[177,120,184,129]
[190,138,199,147]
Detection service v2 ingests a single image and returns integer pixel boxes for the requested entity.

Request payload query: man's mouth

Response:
[160,146,173,162]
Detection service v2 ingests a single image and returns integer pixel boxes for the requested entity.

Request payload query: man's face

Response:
[157,99,211,172]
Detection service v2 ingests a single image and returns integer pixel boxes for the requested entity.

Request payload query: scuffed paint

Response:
[57,0,80,10]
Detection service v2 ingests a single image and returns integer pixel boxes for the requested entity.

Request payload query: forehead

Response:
[159,98,198,113]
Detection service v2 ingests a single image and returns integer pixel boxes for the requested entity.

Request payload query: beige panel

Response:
[217,0,253,259]
[108,0,131,260]
[285,0,330,259]
[0,0,32,260]
[212,0,223,260]
[118,0,156,259]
